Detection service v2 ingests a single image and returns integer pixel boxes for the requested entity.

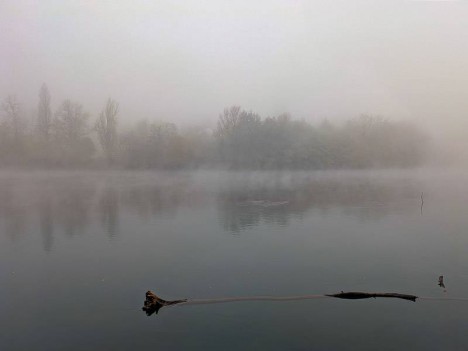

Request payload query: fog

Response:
[1,0,468,164]
[4,3,468,348]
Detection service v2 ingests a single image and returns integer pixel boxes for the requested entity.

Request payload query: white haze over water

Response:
[1,0,468,161]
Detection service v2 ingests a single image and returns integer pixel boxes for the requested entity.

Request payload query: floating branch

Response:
[325,291,417,302]
[142,290,418,316]
[142,291,187,316]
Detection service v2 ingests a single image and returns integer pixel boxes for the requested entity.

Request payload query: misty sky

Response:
[1,0,468,143]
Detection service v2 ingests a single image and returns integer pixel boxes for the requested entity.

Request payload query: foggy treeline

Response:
[1,85,428,170]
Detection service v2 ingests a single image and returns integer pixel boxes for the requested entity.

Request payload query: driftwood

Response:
[142,290,418,315]
[325,291,417,302]
[142,291,187,316]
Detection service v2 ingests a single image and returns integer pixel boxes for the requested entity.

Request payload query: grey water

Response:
[1,170,468,350]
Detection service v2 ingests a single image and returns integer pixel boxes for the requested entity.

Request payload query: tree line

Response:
[0,84,429,169]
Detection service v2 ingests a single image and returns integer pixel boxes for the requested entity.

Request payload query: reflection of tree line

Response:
[0,174,419,249]
[35,183,96,251]
[217,176,418,232]
[0,183,27,241]
[0,177,205,252]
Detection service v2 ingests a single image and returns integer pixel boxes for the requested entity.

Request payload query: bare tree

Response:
[1,95,25,145]
[37,84,52,141]
[54,100,89,142]
[53,100,94,165]
[215,105,241,138]
[95,98,118,164]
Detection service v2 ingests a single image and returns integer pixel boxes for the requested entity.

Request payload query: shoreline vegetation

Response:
[1,85,429,170]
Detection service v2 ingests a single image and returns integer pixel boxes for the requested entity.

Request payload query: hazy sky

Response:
[1,0,468,139]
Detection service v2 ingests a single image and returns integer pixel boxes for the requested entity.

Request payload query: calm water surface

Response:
[1,170,468,350]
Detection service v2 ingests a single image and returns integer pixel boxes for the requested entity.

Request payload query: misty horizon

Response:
[3,2,468,350]
[2,1,468,162]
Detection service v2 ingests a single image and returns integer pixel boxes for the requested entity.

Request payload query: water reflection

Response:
[0,173,208,251]
[217,175,419,232]
[57,185,95,237]
[0,172,420,250]
[98,187,119,238]
[0,183,26,241]
[38,194,54,252]
[32,179,96,251]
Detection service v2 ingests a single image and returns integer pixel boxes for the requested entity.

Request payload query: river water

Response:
[1,170,468,350]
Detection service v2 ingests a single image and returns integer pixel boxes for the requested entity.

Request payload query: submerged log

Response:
[325,291,417,302]
[142,291,187,316]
